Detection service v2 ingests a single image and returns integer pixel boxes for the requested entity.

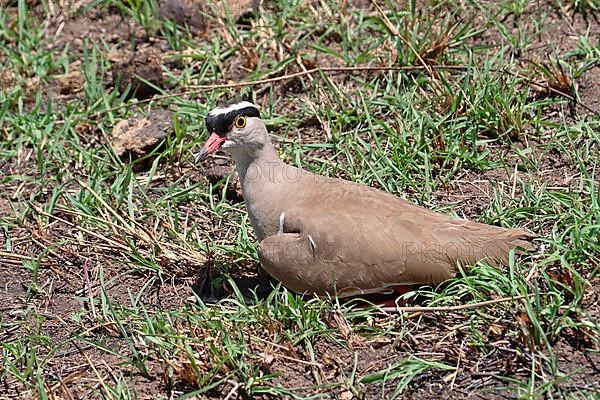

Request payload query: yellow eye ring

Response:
[234,115,246,129]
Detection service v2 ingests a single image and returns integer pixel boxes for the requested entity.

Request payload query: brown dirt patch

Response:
[577,66,600,114]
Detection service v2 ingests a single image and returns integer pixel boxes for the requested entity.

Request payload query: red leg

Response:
[393,285,413,296]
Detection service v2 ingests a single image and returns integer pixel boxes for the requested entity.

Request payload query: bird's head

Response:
[195,101,267,162]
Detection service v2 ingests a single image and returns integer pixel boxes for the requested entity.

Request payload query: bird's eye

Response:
[234,116,246,129]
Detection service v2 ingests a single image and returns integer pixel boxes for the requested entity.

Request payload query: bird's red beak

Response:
[195,132,226,162]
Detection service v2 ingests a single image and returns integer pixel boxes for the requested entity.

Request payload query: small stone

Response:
[159,0,259,31]
[339,390,354,400]
[110,46,165,100]
[159,0,208,31]
[55,62,84,95]
[111,109,174,163]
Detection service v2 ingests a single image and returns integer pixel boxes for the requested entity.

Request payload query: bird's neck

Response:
[232,141,283,185]
[231,140,287,240]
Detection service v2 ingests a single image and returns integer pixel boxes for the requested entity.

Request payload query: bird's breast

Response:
[242,183,286,241]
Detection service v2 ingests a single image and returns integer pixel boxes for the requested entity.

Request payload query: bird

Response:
[196,101,535,298]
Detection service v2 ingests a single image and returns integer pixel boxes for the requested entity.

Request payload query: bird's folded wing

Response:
[258,205,459,296]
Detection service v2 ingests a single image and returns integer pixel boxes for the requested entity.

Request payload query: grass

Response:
[0,0,599,398]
